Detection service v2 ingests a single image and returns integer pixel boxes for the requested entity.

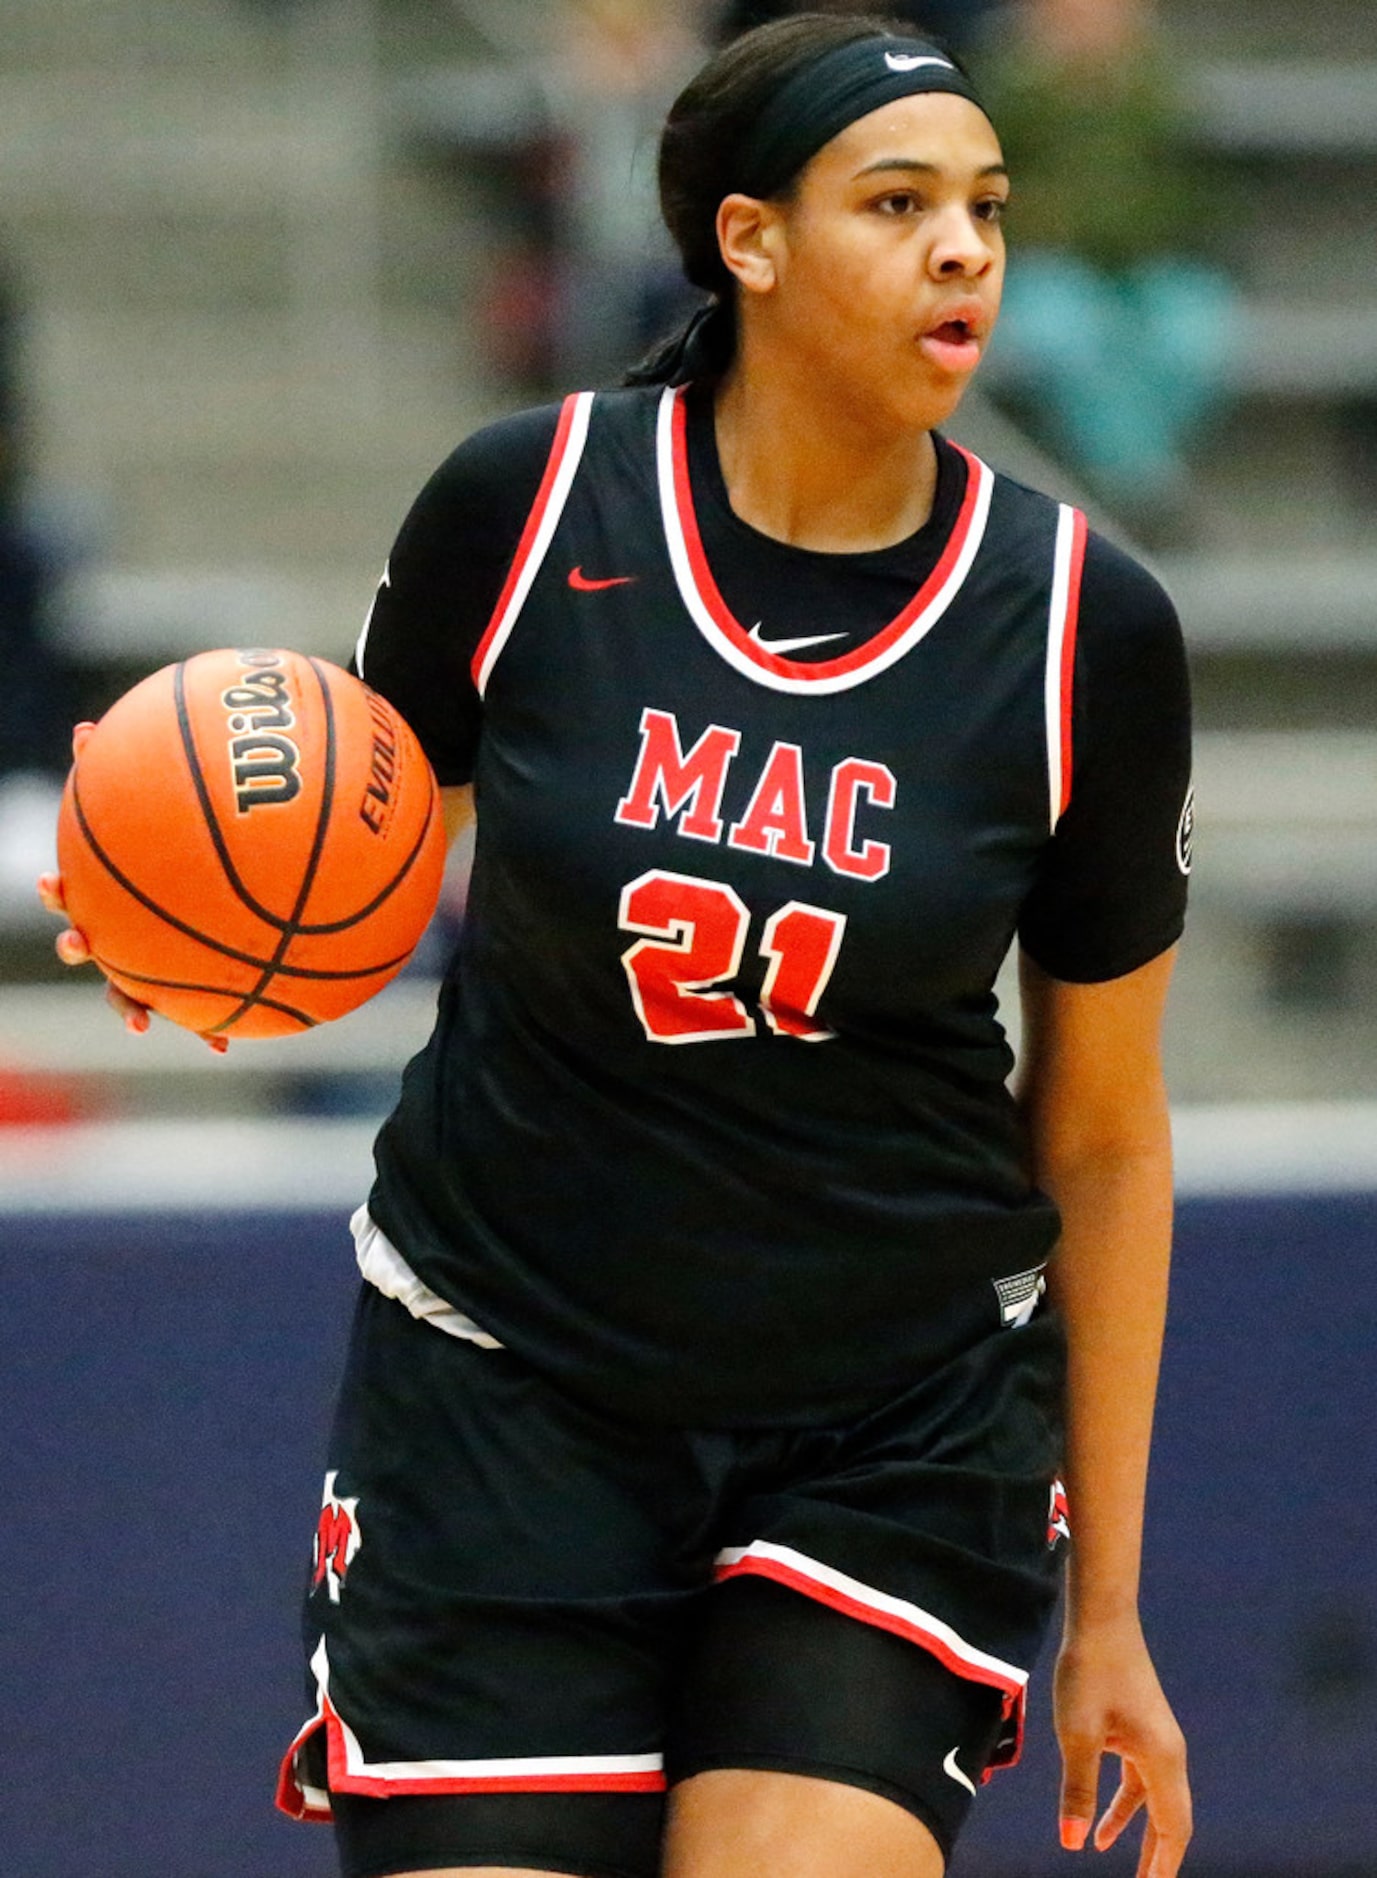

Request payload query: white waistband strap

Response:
[350,1205,505,1349]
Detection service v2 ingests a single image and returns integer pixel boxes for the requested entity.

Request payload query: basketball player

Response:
[42,16,1193,1878]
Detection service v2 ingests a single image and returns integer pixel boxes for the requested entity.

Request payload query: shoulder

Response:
[1080,531,1181,636]
[1075,532,1187,708]
[398,401,569,550]
[395,388,663,557]
[981,460,1184,649]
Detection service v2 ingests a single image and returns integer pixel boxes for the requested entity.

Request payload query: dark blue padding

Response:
[3,1195,1375,1876]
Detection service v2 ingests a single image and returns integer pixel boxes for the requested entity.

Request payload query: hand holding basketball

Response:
[46,649,447,1042]
[38,722,162,1039]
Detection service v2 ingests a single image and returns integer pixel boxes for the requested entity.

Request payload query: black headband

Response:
[738,34,988,200]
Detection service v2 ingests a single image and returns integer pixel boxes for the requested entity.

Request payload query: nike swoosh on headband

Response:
[748,621,850,655]
[885,51,956,72]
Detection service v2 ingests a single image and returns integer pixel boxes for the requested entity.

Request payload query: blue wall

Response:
[4,1195,1375,1877]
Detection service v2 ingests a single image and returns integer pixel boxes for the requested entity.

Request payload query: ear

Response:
[716,192,785,297]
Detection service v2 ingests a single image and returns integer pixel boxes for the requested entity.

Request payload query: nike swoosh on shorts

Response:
[943,1746,977,1796]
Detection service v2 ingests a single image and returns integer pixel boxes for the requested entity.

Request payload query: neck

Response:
[713,346,939,554]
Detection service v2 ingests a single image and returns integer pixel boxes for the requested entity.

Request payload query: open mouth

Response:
[920,316,983,371]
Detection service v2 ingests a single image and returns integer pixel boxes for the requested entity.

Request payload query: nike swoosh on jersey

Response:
[885,51,955,72]
[568,566,637,592]
[943,1747,977,1796]
[747,621,850,655]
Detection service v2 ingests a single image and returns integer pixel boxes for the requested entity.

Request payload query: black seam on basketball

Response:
[209,657,340,1031]
[71,774,286,972]
[289,759,439,934]
[94,957,318,1029]
[102,946,416,984]
[70,775,414,981]
[173,658,294,933]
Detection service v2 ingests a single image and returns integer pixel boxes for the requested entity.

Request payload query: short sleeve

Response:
[1018,533,1192,983]
[351,403,563,786]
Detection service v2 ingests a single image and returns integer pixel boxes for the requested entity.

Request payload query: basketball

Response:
[55,648,447,1038]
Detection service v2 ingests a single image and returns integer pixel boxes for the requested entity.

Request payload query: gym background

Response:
[1,2,1373,1873]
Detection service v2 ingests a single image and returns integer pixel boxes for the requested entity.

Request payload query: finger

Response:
[1143,1744,1193,1878]
[104,982,151,1034]
[36,872,68,916]
[1148,1826,1192,1878]
[71,720,97,759]
[1059,1737,1103,1851]
[1145,1789,1192,1878]
[202,1033,229,1055]
[1094,1767,1147,1850]
[56,927,92,967]
[1136,1818,1158,1878]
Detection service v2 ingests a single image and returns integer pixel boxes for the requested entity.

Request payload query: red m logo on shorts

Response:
[1047,1479,1070,1550]
[312,1470,361,1603]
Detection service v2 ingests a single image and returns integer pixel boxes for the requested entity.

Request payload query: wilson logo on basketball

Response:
[358,688,401,836]
[221,650,303,814]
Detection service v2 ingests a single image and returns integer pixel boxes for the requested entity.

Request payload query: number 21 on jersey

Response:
[618,869,846,1044]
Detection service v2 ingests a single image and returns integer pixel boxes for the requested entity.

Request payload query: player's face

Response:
[765,92,1008,432]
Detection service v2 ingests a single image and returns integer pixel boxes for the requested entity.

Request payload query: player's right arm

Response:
[39,403,553,1031]
[441,784,475,845]
[352,406,559,866]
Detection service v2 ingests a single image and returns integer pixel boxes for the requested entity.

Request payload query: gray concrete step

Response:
[1,0,277,75]
[1161,0,1377,58]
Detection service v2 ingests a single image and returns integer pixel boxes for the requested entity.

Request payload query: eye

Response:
[972,196,1009,225]
[873,190,923,217]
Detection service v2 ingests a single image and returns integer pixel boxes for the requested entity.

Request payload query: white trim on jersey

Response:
[1044,504,1087,832]
[473,389,595,699]
[279,1640,665,1811]
[353,560,390,679]
[714,1539,1029,1699]
[351,1205,505,1349]
[656,385,995,696]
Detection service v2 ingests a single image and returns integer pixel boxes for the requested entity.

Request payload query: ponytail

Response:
[623,300,737,388]
[630,14,916,388]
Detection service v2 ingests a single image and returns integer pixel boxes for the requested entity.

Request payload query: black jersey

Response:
[357,384,1190,1427]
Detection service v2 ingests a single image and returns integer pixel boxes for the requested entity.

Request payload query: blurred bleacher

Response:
[1,0,1375,1115]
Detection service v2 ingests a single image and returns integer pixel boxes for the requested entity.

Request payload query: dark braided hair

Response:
[626,13,960,386]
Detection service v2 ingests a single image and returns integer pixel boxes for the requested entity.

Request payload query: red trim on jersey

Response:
[669,390,986,684]
[714,1549,1026,1775]
[470,392,585,688]
[1058,509,1088,820]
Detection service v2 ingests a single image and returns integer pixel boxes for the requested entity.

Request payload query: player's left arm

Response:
[1016,946,1191,1878]
[1012,533,1194,1878]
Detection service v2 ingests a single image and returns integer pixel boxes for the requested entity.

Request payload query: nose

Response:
[928,205,993,279]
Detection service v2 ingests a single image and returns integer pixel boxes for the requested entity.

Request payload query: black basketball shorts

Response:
[279,1278,1068,1878]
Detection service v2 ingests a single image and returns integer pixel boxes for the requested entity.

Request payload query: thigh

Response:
[666,1577,1003,1868]
[664,1305,1069,1865]
[664,1770,944,1878]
